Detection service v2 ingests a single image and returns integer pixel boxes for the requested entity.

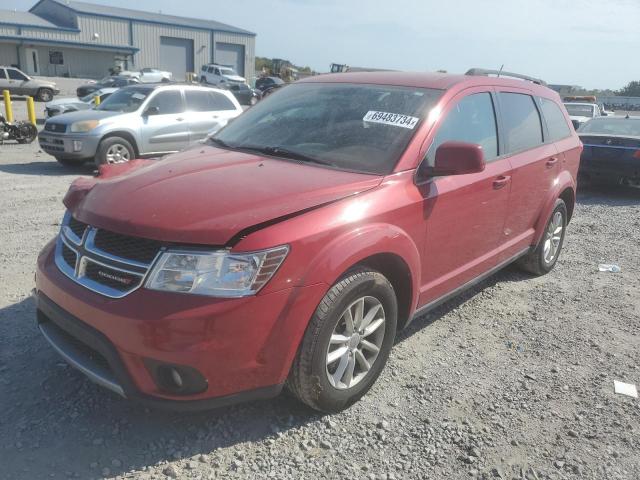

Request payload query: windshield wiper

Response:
[234,145,334,167]
[208,137,232,148]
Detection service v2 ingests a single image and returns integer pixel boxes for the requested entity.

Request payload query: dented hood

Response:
[68,146,382,245]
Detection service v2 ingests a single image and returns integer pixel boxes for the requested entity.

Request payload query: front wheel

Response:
[16,122,38,144]
[287,269,397,412]
[37,88,54,102]
[517,198,567,275]
[95,136,135,166]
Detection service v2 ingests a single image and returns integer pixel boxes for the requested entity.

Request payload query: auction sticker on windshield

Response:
[363,111,420,129]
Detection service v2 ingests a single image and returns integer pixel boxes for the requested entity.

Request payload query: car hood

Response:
[46,109,121,124]
[46,97,86,108]
[68,146,383,246]
[569,115,591,123]
[223,74,246,83]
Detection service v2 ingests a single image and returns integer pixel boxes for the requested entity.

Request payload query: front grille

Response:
[68,217,88,239]
[45,122,66,133]
[54,211,160,298]
[93,229,162,264]
[61,242,77,268]
[42,145,64,152]
[84,261,143,292]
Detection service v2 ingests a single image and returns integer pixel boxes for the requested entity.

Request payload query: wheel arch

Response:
[532,173,576,245]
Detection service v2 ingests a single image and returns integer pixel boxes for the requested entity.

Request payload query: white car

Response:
[120,68,172,83]
[564,102,602,129]
[200,64,246,86]
[44,88,118,118]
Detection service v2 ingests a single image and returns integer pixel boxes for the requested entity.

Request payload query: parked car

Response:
[564,102,601,129]
[577,116,640,188]
[39,84,242,166]
[200,64,246,85]
[34,70,581,412]
[255,76,285,96]
[44,88,118,118]
[224,83,261,106]
[76,76,140,98]
[0,66,59,102]
[120,68,172,83]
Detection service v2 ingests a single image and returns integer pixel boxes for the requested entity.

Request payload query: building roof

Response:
[0,8,60,28]
[36,0,255,36]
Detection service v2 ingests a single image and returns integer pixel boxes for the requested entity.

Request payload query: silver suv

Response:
[38,84,243,166]
[0,66,59,102]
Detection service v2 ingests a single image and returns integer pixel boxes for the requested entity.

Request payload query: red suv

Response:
[35,69,581,412]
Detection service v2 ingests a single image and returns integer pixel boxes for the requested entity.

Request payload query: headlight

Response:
[70,120,100,133]
[146,246,289,297]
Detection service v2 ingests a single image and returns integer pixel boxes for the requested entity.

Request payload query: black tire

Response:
[161,77,170,83]
[55,157,86,167]
[95,136,135,166]
[16,122,38,144]
[200,76,207,84]
[37,88,54,102]
[517,199,567,275]
[287,269,397,412]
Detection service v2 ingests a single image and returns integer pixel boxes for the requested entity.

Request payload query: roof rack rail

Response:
[465,68,547,86]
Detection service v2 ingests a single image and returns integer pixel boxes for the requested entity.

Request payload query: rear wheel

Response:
[36,88,54,102]
[517,199,567,275]
[95,136,135,166]
[16,122,38,144]
[287,269,397,412]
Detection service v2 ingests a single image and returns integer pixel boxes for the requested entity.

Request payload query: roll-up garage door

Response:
[159,37,194,81]
[215,43,245,76]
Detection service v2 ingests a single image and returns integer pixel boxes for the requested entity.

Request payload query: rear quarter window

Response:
[498,92,543,153]
[539,97,572,141]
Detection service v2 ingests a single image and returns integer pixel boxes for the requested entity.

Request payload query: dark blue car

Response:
[578,116,640,188]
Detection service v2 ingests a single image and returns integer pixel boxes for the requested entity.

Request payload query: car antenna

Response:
[497,64,504,77]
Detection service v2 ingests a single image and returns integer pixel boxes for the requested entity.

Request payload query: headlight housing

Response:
[146,246,289,297]
[69,120,100,133]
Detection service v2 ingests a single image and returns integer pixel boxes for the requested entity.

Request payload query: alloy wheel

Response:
[543,211,563,264]
[105,144,131,164]
[326,296,386,390]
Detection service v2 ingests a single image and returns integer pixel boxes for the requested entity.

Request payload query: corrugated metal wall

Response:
[0,43,19,66]
[20,45,116,78]
[213,32,255,84]
[132,23,209,72]
[77,15,129,45]
[0,26,19,36]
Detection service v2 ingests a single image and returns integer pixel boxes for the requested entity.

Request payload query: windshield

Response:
[578,118,640,136]
[213,82,442,174]
[96,87,152,113]
[80,92,97,103]
[565,104,594,117]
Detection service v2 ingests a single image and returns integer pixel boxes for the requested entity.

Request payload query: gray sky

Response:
[6,0,640,89]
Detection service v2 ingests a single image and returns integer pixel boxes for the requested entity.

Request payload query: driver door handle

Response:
[493,175,511,190]
[546,157,559,168]
[176,117,184,122]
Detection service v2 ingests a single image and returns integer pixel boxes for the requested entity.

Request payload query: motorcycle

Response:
[0,115,38,145]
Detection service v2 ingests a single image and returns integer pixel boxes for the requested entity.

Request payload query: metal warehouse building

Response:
[0,0,255,81]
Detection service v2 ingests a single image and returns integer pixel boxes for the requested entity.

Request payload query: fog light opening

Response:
[170,368,183,388]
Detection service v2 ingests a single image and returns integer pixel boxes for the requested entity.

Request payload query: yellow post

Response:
[2,90,13,123]
[26,96,36,125]
[94,95,101,106]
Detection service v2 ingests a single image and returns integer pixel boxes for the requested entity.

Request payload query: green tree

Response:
[617,81,640,97]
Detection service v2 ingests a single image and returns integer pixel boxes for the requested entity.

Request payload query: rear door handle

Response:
[176,117,184,122]
[546,157,558,168]
[493,175,511,190]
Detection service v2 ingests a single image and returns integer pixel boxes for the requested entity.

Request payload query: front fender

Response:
[299,223,421,311]
[533,171,576,245]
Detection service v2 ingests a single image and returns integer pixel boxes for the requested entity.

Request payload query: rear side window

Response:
[498,92,543,153]
[185,90,236,111]
[539,98,571,141]
[7,69,27,80]
[427,92,499,165]
[0,69,6,79]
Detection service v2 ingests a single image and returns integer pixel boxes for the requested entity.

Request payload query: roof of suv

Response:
[299,71,553,94]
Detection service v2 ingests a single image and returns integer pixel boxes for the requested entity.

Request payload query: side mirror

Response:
[432,141,485,176]
[143,106,160,116]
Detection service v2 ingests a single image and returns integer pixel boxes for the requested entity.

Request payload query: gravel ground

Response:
[0,107,639,480]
